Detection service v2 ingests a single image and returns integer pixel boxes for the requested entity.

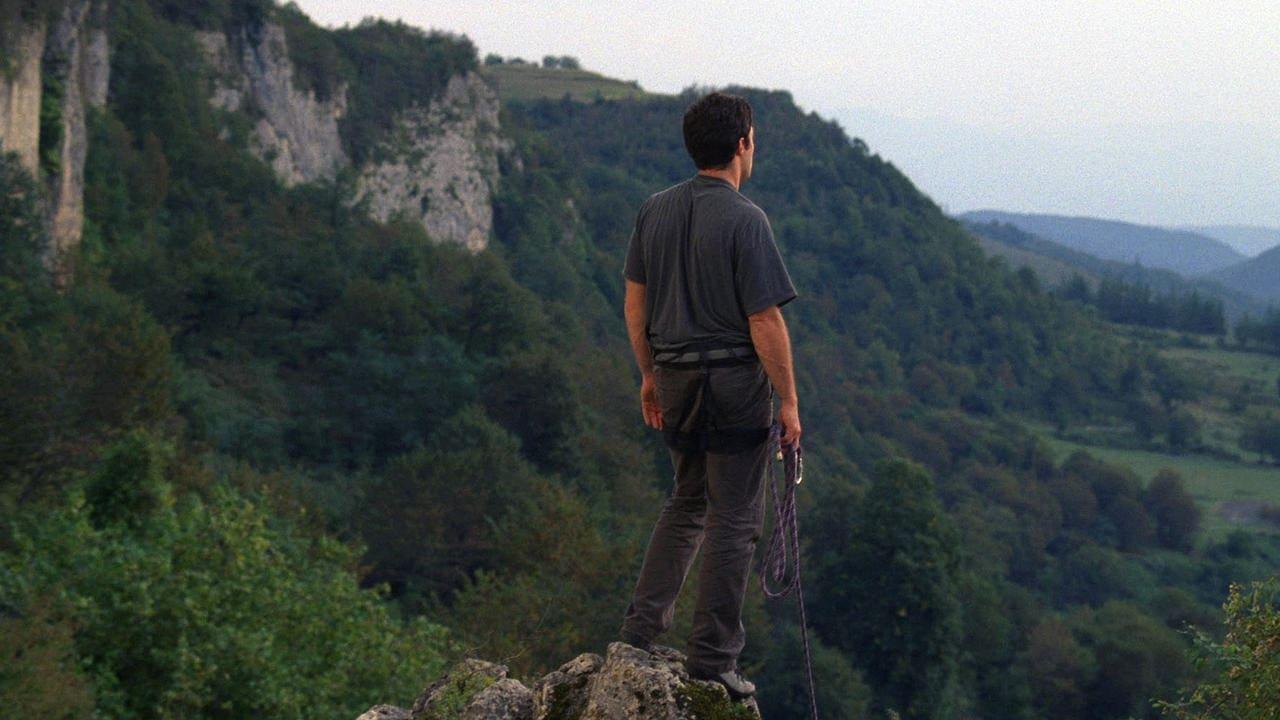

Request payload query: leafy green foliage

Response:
[330,18,478,163]
[1054,272,1227,335]
[1142,469,1203,551]
[0,429,458,719]
[1155,576,1280,719]
[1236,307,1280,354]
[808,458,964,719]
[0,593,96,718]
[5,2,1278,716]
[1239,410,1280,463]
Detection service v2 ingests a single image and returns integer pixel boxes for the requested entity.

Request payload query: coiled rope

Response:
[759,420,819,720]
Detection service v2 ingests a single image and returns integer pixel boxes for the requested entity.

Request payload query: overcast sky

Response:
[293,1,1280,232]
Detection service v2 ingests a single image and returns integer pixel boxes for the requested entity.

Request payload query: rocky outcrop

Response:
[0,17,46,174]
[358,642,762,720]
[195,22,348,186]
[0,0,109,289]
[352,71,510,252]
[192,22,508,252]
[42,0,110,288]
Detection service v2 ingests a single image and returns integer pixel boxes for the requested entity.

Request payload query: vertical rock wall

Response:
[195,23,348,186]
[352,71,511,252]
[0,18,47,174]
[0,1,108,289]
[193,22,507,252]
[42,0,110,288]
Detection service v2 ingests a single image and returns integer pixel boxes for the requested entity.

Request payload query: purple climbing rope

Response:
[760,420,819,720]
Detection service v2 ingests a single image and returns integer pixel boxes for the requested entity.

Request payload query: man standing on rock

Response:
[617,90,801,700]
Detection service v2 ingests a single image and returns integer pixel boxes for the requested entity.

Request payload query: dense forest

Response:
[1236,308,1280,354]
[3,1,1280,718]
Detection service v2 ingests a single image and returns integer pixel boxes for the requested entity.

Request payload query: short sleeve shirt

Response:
[623,173,798,353]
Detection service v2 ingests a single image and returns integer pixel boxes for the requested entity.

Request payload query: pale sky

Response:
[292,1,1280,231]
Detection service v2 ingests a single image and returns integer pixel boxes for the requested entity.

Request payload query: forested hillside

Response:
[3,1,1279,719]
[964,218,1262,325]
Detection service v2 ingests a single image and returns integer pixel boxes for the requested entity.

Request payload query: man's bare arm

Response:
[748,305,801,446]
[625,279,663,429]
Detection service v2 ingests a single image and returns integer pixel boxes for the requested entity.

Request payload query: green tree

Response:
[0,593,96,718]
[1240,411,1280,464]
[0,431,458,719]
[1024,616,1096,720]
[1166,407,1201,451]
[1155,576,1280,719]
[1141,469,1202,552]
[355,405,538,610]
[810,458,964,720]
[1067,600,1189,720]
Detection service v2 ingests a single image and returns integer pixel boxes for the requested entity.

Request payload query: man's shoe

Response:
[685,664,756,699]
[619,633,653,652]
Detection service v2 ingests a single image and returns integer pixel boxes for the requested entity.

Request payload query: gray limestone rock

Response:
[356,704,411,720]
[361,643,761,720]
[531,652,603,720]
[194,22,349,186]
[352,70,511,252]
[461,677,535,720]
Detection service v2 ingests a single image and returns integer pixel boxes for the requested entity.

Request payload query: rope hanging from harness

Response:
[761,421,820,720]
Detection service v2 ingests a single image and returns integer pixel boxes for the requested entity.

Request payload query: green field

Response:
[481,63,664,103]
[1031,423,1280,542]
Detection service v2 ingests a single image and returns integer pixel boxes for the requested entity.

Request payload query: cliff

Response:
[193,18,509,251]
[194,22,349,186]
[0,15,46,173]
[352,70,510,253]
[0,0,109,289]
[357,642,763,720]
[2,1,507,293]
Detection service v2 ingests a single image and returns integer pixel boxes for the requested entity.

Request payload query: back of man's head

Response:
[682,92,753,170]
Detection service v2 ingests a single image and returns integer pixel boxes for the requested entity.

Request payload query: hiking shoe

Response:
[619,633,653,652]
[686,664,756,699]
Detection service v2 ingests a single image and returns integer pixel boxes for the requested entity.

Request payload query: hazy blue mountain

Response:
[1207,244,1280,303]
[1179,224,1280,257]
[962,218,1267,321]
[957,210,1246,277]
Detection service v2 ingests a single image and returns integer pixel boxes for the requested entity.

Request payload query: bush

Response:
[0,437,458,719]
[1155,575,1280,719]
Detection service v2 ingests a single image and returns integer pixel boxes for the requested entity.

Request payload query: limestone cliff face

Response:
[192,22,507,252]
[0,18,46,174]
[0,0,109,289]
[351,71,510,252]
[42,0,110,287]
[194,23,348,186]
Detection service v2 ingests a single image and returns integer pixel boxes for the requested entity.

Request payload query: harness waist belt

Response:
[652,345,757,366]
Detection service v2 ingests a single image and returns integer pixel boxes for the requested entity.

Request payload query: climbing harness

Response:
[654,343,770,454]
[761,421,820,720]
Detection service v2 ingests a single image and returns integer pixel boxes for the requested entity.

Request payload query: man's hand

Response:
[641,373,664,429]
[778,399,801,449]
[748,305,801,449]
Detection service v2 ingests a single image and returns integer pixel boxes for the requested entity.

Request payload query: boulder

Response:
[359,642,761,720]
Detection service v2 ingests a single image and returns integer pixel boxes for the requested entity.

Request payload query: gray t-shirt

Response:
[623,173,798,353]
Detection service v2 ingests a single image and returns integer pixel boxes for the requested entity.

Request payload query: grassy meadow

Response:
[1022,329,1280,544]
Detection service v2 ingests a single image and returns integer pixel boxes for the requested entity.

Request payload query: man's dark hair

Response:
[682,92,753,170]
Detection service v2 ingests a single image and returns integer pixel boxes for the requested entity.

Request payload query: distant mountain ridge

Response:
[962,218,1267,321]
[1179,224,1280,257]
[958,209,1246,277]
[1206,244,1280,304]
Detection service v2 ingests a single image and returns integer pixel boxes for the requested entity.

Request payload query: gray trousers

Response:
[619,359,773,674]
